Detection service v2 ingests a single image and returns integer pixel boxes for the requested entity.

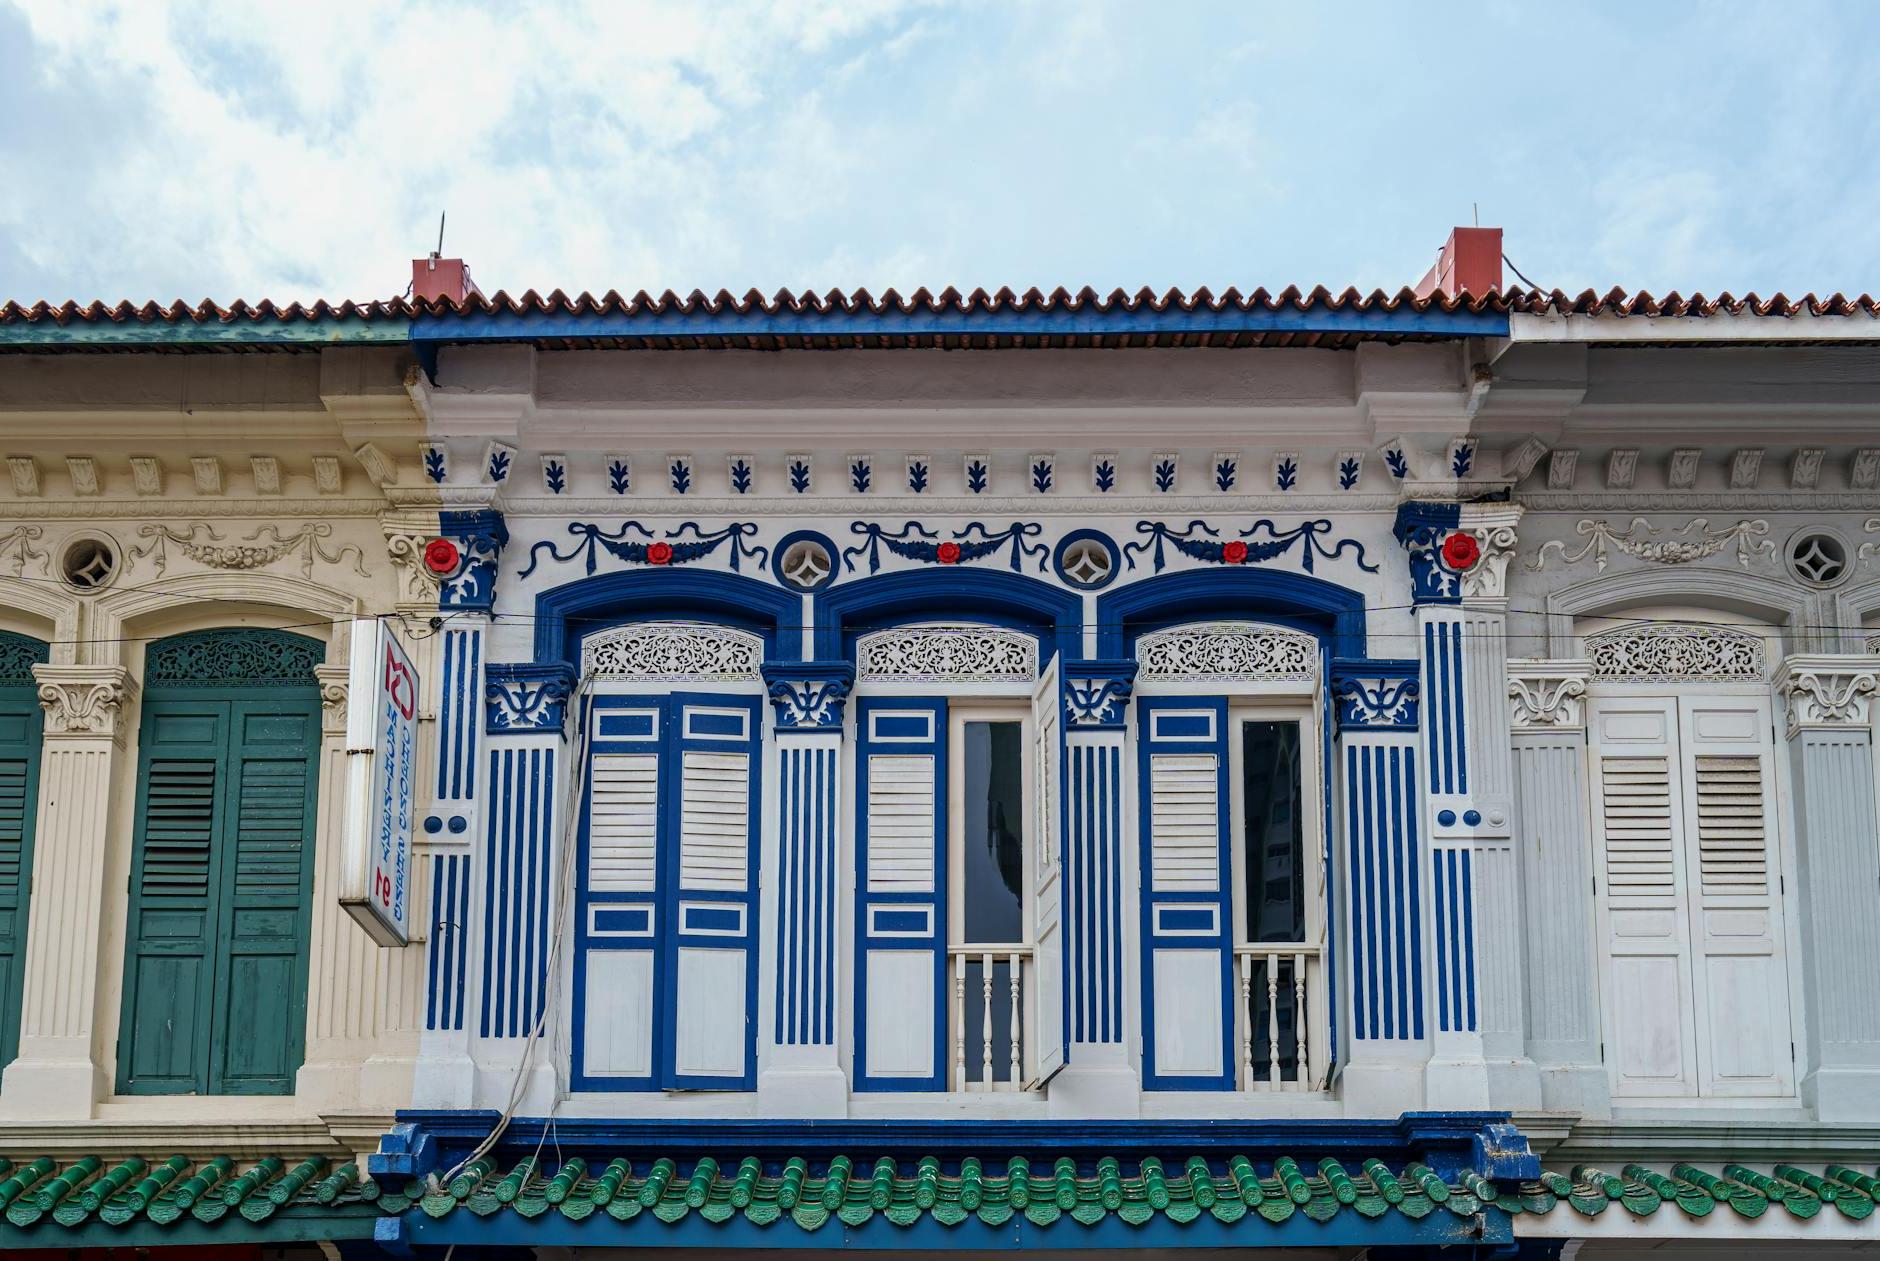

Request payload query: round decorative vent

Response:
[778,537,834,591]
[59,534,119,591]
[1786,529,1850,588]
[1053,530,1119,590]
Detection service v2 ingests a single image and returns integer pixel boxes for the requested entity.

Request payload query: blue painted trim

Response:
[1343,739,1426,1042]
[775,742,837,1044]
[1094,568,1367,658]
[532,566,803,665]
[410,302,1509,344]
[1393,501,1465,605]
[480,745,555,1038]
[770,528,840,592]
[437,508,508,612]
[1136,696,1235,1091]
[853,695,949,1091]
[815,568,1082,663]
[1051,528,1121,590]
[1065,741,1124,1043]
[485,661,576,734]
[1330,657,1421,731]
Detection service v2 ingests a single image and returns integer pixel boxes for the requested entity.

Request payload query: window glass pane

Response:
[1242,720,1304,943]
[963,721,1024,944]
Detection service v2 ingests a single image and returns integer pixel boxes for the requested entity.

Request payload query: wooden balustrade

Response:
[950,945,1032,1092]
[1234,944,1322,1091]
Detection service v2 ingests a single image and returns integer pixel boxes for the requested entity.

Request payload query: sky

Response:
[3,1,1878,307]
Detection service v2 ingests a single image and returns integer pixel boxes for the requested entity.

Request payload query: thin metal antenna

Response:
[1472,202,1479,227]
[434,211,446,260]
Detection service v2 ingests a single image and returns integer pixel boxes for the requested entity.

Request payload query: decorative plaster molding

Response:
[129,457,163,496]
[7,458,39,498]
[490,493,1405,517]
[484,663,575,735]
[32,665,134,741]
[65,457,98,497]
[1730,448,1765,489]
[1062,660,1139,729]
[1585,623,1766,682]
[1775,655,1880,734]
[1546,449,1578,489]
[316,665,350,737]
[383,514,445,606]
[1331,669,1420,730]
[1136,622,1317,682]
[857,624,1038,683]
[583,622,763,681]
[251,455,282,496]
[129,522,370,580]
[191,456,223,496]
[1458,503,1522,603]
[1507,659,1592,733]
[763,662,855,732]
[1528,517,1775,573]
[312,456,345,495]
[0,526,49,576]
[0,498,387,520]
[1524,492,1880,512]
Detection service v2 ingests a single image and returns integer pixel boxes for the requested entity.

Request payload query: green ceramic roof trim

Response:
[0,1154,393,1232]
[2,1154,1879,1235]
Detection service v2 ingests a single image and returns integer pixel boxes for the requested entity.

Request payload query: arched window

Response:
[1132,621,1326,1092]
[850,622,1061,1094]
[119,628,323,1096]
[570,621,765,1093]
[1579,611,1796,1101]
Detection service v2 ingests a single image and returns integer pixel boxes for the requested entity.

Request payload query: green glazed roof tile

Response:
[3,1153,1880,1236]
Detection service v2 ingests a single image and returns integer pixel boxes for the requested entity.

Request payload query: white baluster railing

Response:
[1233,944,1324,1091]
[948,944,1034,1092]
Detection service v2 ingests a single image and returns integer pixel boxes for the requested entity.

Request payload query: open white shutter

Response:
[1678,696,1794,1098]
[855,699,948,1090]
[1589,697,1698,1098]
[1029,655,1066,1085]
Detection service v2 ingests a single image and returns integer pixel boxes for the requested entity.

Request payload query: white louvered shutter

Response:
[1137,698,1234,1090]
[587,753,659,892]
[680,750,750,891]
[855,699,948,1090]
[1589,697,1698,1098]
[1677,696,1794,1098]
[1030,655,1066,1084]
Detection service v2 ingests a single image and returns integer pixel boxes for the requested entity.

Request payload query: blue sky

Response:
[3,1,1877,305]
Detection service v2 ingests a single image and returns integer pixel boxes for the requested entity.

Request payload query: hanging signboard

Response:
[341,616,420,946]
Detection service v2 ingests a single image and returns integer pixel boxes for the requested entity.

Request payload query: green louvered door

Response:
[119,698,318,1095]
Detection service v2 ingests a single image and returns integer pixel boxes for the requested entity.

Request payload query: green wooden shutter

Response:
[0,699,42,1071]
[120,704,225,1094]
[212,703,317,1094]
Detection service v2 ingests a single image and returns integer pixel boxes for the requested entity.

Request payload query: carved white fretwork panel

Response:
[855,624,1038,683]
[1134,622,1318,681]
[581,622,764,680]
[1584,623,1766,682]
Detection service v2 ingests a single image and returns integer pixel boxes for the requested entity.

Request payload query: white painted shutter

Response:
[586,752,659,892]
[679,750,750,891]
[865,755,937,893]
[1678,696,1794,1098]
[1149,754,1222,892]
[1590,697,1698,1098]
[1030,655,1066,1084]
[1137,698,1234,1090]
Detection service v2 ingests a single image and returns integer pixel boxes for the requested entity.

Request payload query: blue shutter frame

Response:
[1137,696,1236,1091]
[854,697,949,1092]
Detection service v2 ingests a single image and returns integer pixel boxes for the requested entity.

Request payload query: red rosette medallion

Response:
[1440,531,1481,571]
[1221,540,1249,565]
[936,541,962,564]
[422,538,461,575]
[645,541,674,565]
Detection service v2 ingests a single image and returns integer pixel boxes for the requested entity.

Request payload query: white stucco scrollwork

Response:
[1583,623,1766,682]
[32,665,135,741]
[1135,622,1317,681]
[130,522,370,580]
[582,622,765,680]
[1528,517,1776,573]
[857,624,1038,683]
[1775,655,1880,735]
[1507,659,1592,732]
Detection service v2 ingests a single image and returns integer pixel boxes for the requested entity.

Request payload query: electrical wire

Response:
[437,667,595,1188]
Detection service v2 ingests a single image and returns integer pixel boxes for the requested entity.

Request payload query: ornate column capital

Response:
[485,662,575,735]
[383,508,508,614]
[1062,659,1138,731]
[1393,500,1522,606]
[32,663,136,742]
[1775,654,1880,736]
[1330,658,1420,731]
[762,661,855,733]
[1508,658,1592,734]
[314,663,350,737]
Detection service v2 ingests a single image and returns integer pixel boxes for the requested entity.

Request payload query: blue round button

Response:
[1463,809,1482,827]
[423,815,443,834]
[447,816,468,834]
[1437,809,1457,827]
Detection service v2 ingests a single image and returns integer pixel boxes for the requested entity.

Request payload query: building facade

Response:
[0,230,1878,1255]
